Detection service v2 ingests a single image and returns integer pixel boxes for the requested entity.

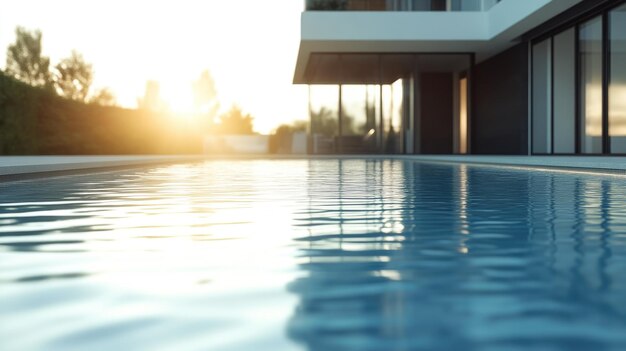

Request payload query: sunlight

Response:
[0,0,308,133]
[610,84,626,135]
[585,84,602,136]
[80,164,300,295]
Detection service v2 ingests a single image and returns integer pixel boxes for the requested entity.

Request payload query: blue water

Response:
[2,159,626,351]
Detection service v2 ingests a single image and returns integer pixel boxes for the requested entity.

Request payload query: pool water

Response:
[1,159,626,350]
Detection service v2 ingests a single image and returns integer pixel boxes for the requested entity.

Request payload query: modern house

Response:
[294,0,626,155]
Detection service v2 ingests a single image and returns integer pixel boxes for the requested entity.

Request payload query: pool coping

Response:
[0,155,206,181]
[1,155,626,180]
[404,155,626,174]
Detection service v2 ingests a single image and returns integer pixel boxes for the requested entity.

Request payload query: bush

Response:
[0,72,202,155]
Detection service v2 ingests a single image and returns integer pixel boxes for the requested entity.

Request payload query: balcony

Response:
[305,0,500,12]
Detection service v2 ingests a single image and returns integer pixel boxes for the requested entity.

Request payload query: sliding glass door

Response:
[531,1,626,155]
[579,16,603,154]
[553,29,576,153]
[610,4,626,153]
[532,39,551,154]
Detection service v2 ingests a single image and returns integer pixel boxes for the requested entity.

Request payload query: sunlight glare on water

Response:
[2,159,626,351]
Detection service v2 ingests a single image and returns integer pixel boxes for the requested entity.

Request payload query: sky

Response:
[0,0,309,134]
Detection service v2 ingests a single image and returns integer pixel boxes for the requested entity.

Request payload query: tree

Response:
[193,70,218,112]
[270,120,308,153]
[310,107,337,137]
[215,105,254,135]
[5,27,51,87]
[273,120,308,139]
[53,50,93,102]
[193,70,220,131]
[137,80,167,112]
[89,88,117,107]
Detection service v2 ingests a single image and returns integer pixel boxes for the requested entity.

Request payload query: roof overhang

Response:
[294,0,583,84]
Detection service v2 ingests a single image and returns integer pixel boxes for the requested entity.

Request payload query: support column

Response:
[379,84,384,154]
[308,85,313,154]
[338,84,343,154]
[468,53,476,155]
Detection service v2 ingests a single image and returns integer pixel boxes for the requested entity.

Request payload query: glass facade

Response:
[579,16,603,154]
[309,85,339,154]
[388,79,404,153]
[308,83,393,154]
[553,28,576,153]
[458,77,468,154]
[610,4,626,153]
[532,39,551,154]
[340,85,379,153]
[531,2,626,155]
[305,0,494,12]
[306,53,471,155]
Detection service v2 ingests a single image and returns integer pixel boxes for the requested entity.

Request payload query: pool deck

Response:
[0,155,206,179]
[1,155,626,179]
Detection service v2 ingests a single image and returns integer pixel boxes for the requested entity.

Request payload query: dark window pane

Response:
[532,39,551,154]
[610,4,626,153]
[579,16,603,154]
[553,28,576,154]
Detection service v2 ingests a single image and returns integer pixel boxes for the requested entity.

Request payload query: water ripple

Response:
[2,160,626,350]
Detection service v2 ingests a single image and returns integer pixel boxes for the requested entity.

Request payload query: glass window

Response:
[411,0,431,10]
[309,85,339,154]
[579,16,604,154]
[341,85,368,137]
[382,84,393,151]
[553,28,576,153]
[411,0,445,11]
[610,4,626,153]
[459,77,468,154]
[532,39,551,154]
[450,0,481,11]
[384,79,404,153]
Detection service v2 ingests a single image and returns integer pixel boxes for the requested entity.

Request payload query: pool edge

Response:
[2,155,626,181]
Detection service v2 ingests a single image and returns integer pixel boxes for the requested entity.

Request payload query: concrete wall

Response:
[204,135,270,154]
[472,43,529,155]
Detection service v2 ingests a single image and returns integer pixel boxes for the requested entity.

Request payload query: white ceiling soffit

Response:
[294,0,584,83]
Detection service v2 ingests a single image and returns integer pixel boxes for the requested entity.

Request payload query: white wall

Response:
[204,135,269,154]
[301,12,487,41]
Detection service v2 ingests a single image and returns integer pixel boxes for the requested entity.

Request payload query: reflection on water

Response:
[2,160,626,350]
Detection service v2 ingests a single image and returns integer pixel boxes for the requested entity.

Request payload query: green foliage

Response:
[193,70,220,132]
[310,106,363,136]
[0,72,40,154]
[310,107,338,137]
[53,50,93,102]
[193,70,217,111]
[5,27,52,88]
[214,105,254,135]
[269,120,308,153]
[137,80,167,112]
[0,72,201,155]
[0,27,202,155]
[89,88,117,106]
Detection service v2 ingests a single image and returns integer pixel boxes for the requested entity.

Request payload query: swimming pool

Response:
[1,159,626,350]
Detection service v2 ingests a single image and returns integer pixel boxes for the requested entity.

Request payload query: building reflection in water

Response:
[287,160,626,351]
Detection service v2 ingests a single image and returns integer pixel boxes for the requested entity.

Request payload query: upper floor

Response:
[295,0,584,83]
[305,0,501,12]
